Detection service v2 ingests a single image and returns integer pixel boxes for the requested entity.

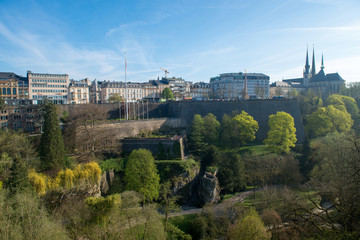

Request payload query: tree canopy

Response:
[108,94,124,103]
[220,111,259,147]
[264,111,297,154]
[187,114,208,155]
[124,149,160,202]
[306,105,353,137]
[162,87,174,100]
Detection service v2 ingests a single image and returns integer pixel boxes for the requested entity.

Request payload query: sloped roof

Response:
[326,73,344,82]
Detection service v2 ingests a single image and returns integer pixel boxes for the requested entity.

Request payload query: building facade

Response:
[67,78,90,104]
[0,72,28,100]
[100,81,144,103]
[27,71,69,104]
[210,72,270,100]
[189,82,211,100]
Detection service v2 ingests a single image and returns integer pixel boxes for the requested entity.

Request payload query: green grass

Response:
[220,144,277,157]
[169,214,196,234]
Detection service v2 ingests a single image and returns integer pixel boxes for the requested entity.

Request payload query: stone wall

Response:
[76,118,186,152]
[167,99,305,143]
[119,135,185,160]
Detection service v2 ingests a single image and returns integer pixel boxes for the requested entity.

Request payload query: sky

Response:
[0,0,360,84]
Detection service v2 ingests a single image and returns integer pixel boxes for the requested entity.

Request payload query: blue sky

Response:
[1,0,360,83]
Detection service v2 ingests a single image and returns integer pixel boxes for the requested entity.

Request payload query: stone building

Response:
[0,72,29,100]
[67,78,90,104]
[189,82,211,100]
[282,48,345,98]
[100,81,144,103]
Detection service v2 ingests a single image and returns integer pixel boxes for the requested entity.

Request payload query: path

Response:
[170,190,254,218]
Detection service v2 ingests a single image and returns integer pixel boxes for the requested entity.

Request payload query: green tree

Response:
[108,94,124,103]
[229,207,270,240]
[162,87,174,100]
[217,153,246,193]
[232,111,259,146]
[264,111,297,154]
[5,156,32,195]
[187,114,207,155]
[39,102,66,173]
[202,113,220,145]
[306,105,353,137]
[219,112,259,147]
[124,149,160,202]
[159,181,181,232]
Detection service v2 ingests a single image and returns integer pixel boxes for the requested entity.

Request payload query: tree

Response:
[187,114,207,155]
[308,133,360,234]
[229,207,270,240]
[264,111,297,154]
[306,105,353,137]
[217,153,246,193]
[124,149,160,202]
[202,113,220,145]
[5,156,32,195]
[159,181,181,232]
[66,104,109,154]
[288,88,298,98]
[255,84,266,99]
[219,112,258,147]
[108,94,124,103]
[275,86,283,97]
[162,87,174,100]
[39,102,66,173]
[232,111,259,146]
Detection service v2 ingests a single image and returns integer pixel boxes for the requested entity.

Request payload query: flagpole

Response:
[125,51,128,120]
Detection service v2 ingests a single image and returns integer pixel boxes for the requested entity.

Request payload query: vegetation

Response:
[39,102,66,173]
[124,149,160,202]
[107,93,124,103]
[264,111,297,153]
[162,87,174,100]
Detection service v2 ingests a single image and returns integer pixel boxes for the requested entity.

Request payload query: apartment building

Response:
[100,81,144,103]
[68,78,90,104]
[27,70,69,104]
[189,82,211,100]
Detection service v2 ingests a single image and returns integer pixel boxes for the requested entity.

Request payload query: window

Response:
[7,88,10,95]
[13,88,16,95]
[2,88,5,95]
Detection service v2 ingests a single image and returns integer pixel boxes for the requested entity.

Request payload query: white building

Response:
[27,70,69,104]
[210,72,270,99]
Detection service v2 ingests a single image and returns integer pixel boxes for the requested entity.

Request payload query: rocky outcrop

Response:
[177,171,220,207]
[100,170,115,196]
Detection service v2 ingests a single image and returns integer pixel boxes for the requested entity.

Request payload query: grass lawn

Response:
[220,144,276,157]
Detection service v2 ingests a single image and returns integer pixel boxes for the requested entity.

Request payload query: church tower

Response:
[303,47,311,86]
[310,47,316,78]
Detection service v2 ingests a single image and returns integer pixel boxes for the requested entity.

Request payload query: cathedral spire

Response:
[304,46,310,75]
[311,46,316,77]
[321,53,324,70]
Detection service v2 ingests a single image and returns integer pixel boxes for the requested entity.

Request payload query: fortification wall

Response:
[167,99,305,143]
[76,118,186,151]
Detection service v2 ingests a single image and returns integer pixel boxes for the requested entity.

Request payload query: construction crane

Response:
[160,67,169,78]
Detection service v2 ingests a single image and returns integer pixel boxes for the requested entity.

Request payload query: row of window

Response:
[32,89,67,93]
[31,79,67,83]
[30,74,67,78]
[107,89,143,93]
[33,95,67,99]
[2,88,16,95]
[32,84,67,88]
